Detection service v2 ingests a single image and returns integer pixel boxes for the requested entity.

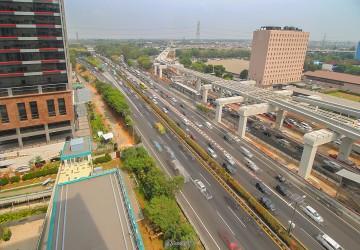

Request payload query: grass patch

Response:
[0,205,47,225]
[327,90,360,102]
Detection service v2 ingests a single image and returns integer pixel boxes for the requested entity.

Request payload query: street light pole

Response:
[288,195,306,235]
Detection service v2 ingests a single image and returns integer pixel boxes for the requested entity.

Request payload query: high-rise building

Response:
[355,41,360,61]
[0,0,74,149]
[249,26,309,86]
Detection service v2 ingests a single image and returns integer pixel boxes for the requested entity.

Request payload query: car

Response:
[322,160,342,173]
[218,230,241,250]
[180,103,185,109]
[194,179,206,192]
[278,139,290,147]
[224,153,235,166]
[162,107,168,114]
[207,147,217,158]
[255,182,270,195]
[223,132,234,143]
[205,121,213,129]
[222,162,236,174]
[302,205,324,224]
[152,140,163,152]
[259,196,276,211]
[244,157,259,172]
[195,122,203,128]
[183,118,190,125]
[275,174,286,183]
[239,146,253,158]
[275,184,288,196]
[316,233,344,250]
[208,141,215,149]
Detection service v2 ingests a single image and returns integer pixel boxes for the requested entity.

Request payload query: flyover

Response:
[155,48,360,179]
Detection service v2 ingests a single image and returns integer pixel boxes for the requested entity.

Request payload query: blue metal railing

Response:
[116,169,145,250]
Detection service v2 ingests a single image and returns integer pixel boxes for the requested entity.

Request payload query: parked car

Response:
[276,184,288,196]
[301,205,324,224]
[256,182,270,195]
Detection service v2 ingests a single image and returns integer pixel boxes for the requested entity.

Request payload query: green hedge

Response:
[124,76,305,250]
[9,176,20,183]
[0,206,48,224]
[0,178,9,186]
[22,167,58,181]
[93,153,112,164]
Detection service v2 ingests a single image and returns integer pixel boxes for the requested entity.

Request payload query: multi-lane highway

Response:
[82,56,360,250]
[82,61,281,249]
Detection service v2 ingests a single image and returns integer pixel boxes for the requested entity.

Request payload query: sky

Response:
[64,0,360,41]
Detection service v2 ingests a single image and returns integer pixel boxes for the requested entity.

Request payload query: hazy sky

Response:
[64,0,360,41]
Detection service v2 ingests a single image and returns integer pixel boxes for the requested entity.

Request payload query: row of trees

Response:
[69,44,91,69]
[121,147,196,249]
[176,48,250,60]
[182,59,234,79]
[94,80,133,128]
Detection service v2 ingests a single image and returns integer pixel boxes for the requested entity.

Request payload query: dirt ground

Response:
[0,219,44,250]
[85,82,135,149]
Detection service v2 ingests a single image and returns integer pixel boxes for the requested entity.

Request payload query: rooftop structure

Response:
[59,137,92,183]
[44,169,143,250]
[249,26,309,86]
[0,0,74,149]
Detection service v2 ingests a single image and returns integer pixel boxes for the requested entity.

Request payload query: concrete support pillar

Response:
[159,67,163,78]
[275,109,286,130]
[7,88,12,97]
[16,128,23,148]
[298,143,318,179]
[70,120,75,137]
[237,115,248,138]
[337,137,354,161]
[202,89,209,104]
[153,64,157,75]
[215,104,223,123]
[38,85,43,94]
[196,79,201,91]
[44,124,50,143]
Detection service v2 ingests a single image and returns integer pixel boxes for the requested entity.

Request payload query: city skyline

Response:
[65,0,360,41]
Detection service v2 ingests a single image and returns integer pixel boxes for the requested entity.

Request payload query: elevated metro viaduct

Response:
[154,49,360,179]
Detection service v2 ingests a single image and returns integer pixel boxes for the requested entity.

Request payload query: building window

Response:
[47,99,56,117]
[58,98,66,115]
[17,103,27,121]
[0,105,9,123]
[29,101,39,119]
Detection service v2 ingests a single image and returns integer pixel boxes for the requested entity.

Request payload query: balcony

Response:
[0,83,68,97]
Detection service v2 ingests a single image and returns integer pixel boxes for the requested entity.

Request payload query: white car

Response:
[183,118,190,125]
[195,122,203,128]
[316,233,343,250]
[194,179,206,192]
[224,153,235,165]
[302,205,324,224]
[207,147,217,158]
[162,107,168,114]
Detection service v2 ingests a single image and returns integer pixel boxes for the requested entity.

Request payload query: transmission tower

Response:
[321,33,327,50]
[76,32,79,42]
[196,21,200,40]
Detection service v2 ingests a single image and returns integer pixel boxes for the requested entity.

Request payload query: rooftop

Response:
[304,70,360,85]
[60,137,92,161]
[46,170,139,250]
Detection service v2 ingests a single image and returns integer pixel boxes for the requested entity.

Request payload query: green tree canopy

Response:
[240,69,249,79]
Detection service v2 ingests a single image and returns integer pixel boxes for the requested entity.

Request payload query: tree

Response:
[137,55,152,70]
[240,69,249,79]
[144,196,181,232]
[223,73,233,80]
[179,56,192,67]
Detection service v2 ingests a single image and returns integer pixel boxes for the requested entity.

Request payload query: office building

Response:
[355,41,360,61]
[0,0,74,149]
[249,26,309,86]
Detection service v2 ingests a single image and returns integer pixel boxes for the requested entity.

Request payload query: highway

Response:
[83,57,360,250]
[115,64,360,250]
[98,65,280,250]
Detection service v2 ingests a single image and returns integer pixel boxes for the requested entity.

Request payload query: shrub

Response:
[22,167,58,181]
[93,153,112,164]
[0,206,47,224]
[9,176,20,183]
[0,178,9,186]
[1,227,11,241]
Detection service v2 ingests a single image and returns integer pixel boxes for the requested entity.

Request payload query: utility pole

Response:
[196,21,200,41]
[288,195,306,235]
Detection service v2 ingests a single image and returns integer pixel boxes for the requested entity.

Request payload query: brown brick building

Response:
[0,0,74,150]
[249,26,309,86]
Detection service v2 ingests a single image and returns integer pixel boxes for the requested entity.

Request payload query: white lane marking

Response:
[61,185,68,250]
[300,228,322,247]
[181,191,221,250]
[109,174,129,250]
[113,174,136,250]
[217,210,235,235]
[199,173,211,187]
[55,185,64,250]
[227,206,246,228]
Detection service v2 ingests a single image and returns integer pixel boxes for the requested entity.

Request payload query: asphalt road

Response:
[115,65,360,250]
[96,64,280,250]
[85,56,360,250]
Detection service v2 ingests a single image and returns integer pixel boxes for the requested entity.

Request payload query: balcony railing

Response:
[0,83,68,97]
